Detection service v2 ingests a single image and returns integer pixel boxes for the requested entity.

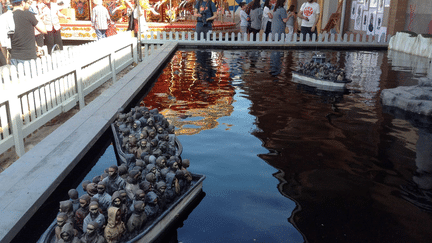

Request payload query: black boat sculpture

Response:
[37,106,205,243]
[292,54,352,91]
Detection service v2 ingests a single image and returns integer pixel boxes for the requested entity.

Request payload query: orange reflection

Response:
[141,50,235,135]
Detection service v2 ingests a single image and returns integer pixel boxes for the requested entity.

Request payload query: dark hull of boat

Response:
[111,124,183,165]
[37,174,205,243]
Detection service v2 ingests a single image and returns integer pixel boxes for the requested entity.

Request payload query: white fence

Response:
[140,31,390,47]
[0,31,138,157]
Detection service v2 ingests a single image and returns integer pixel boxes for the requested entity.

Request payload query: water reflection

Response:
[142,50,235,135]
[140,49,432,242]
[382,106,432,212]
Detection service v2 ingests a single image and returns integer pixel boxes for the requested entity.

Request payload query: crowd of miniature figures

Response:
[54,106,193,243]
[297,61,347,82]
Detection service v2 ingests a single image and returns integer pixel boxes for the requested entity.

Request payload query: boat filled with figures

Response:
[292,54,352,91]
[37,105,205,243]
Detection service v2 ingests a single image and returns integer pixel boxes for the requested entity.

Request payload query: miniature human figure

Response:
[58,222,80,243]
[144,173,157,187]
[75,194,91,232]
[155,156,167,170]
[82,180,91,193]
[144,164,158,179]
[104,207,126,243]
[119,189,132,212]
[126,201,147,237]
[175,170,187,193]
[167,159,179,173]
[129,189,146,212]
[110,191,128,223]
[118,165,129,180]
[80,222,105,243]
[101,165,126,195]
[136,140,150,158]
[130,120,141,134]
[92,175,101,184]
[165,172,180,203]
[139,180,153,194]
[144,191,159,219]
[120,128,130,149]
[55,213,72,242]
[83,202,105,234]
[86,183,98,197]
[68,189,80,214]
[155,181,167,210]
[181,158,190,170]
[59,200,75,225]
[125,170,141,201]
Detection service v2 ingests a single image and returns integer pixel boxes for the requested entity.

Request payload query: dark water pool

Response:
[30,49,432,243]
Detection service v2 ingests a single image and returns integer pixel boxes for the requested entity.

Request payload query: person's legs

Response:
[251,28,259,41]
[0,49,6,66]
[196,24,204,40]
[265,21,271,41]
[287,26,293,34]
[301,26,311,41]
[44,31,55,55]
[53,30,63,50]
[95,29,107,40]
[10,59,28,66]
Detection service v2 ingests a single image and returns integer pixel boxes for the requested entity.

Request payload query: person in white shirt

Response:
[239,2,248,35]
[91,0,110,39]
[299,0,320,41]
[40,0,69,54]
[261,0,272,41]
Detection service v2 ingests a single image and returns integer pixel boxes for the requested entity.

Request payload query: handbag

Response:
[106,21,117,37]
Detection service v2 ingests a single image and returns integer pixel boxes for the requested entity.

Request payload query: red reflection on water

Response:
[141,51,235,135]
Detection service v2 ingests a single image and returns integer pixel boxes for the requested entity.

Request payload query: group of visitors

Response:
[0,0,70,66]
[237,0,320,41]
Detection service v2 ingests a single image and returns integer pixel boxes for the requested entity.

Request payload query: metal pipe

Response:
[137,1,142,62]
[339,0,347,35]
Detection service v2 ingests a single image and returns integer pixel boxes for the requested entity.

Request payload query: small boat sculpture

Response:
[292,54,352,91]
[37,105,205,243]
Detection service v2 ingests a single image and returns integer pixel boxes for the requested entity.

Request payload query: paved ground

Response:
[0,64,136,173]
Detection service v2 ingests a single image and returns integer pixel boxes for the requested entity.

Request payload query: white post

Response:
[75,47,85,110]
[7,67,25,157]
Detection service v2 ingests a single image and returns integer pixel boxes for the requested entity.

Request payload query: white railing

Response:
[140,31,390,46]
[0,31,138,157]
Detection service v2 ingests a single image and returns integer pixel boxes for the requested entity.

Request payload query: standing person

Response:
[193,0,218,40]
[238,2,248,36]
[29,0,45,56]
[40,0,69,54]
[286,4,295,34]
[299,0,320,41]
[9,0,46,65]
[269,0,287,41]
[133,2,150,38]
[91,0,110,40]
[261,0,272,41]
[249,0,262,41]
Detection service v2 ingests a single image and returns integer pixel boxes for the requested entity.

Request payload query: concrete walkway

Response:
[0,42,177,243]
